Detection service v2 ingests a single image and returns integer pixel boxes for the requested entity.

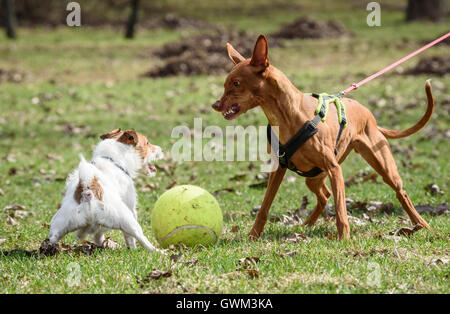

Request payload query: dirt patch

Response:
[147,50,230,77]
[146,29,281,77]
[143,13,210,30]
[0,69,28,84]
[422,33,450,46]
[271,17,352,39]
[415,203,449,216]
[406,56,450,76]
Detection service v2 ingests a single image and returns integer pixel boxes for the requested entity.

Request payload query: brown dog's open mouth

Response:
[222,103,240,120]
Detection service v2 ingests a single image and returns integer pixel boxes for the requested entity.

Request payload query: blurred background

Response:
[1,0,449,81]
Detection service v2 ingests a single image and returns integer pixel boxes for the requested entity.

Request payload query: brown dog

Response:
[212,35,434,240]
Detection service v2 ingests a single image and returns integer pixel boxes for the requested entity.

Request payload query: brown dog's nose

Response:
[212,100,223,111]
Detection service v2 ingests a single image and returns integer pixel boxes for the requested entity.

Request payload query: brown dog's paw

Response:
[336,232,351,241]
[248,229,262,240]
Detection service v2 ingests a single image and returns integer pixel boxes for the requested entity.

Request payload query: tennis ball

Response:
[151,185,223,248]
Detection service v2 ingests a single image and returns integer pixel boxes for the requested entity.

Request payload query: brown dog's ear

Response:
[250,35,269,69]
[118,129,138,146]
[227,43,245,65]
[100,128,122,140]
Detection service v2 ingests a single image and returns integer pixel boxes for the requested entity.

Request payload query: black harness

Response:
[267,93,347,177]
[91,156,131,177]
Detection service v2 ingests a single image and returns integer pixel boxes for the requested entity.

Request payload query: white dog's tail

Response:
[75,154,103,203]
[78,154,95,184]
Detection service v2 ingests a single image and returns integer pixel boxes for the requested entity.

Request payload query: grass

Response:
[0,0,449,293]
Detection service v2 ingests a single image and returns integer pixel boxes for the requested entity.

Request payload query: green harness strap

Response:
[267,92,349,177]
[306,92,348,127]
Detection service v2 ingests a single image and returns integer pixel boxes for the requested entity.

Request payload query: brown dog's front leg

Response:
[249,167,286,239]
[328,164,350,240]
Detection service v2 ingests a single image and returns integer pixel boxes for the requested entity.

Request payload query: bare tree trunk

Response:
[125,0,139,39]
[2,0,17,38]
[406,0,446,22]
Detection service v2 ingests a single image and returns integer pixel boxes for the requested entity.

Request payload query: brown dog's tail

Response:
[378,81,434,139]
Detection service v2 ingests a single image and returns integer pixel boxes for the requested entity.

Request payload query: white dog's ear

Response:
[100,128,122,140]
[118,129,138,146]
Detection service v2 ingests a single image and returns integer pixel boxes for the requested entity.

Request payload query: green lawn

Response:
[0,0,449,293]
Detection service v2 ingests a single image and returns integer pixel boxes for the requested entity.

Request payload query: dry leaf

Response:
[73,241,102,255]
[3,204,26,212]
[166,180,178,190]
[0,188,4,196]
[54,123,92,136]
[6,215,19,226]
[279,250,299,259]
[230,225,240,233]
[362,172,378,183]
[429,257,449,266]
[102,237,119,249]
[282,214,297,226]
[141,183,158,192]
[60,242,72,252]
[170,252,183,263]
[137,269,173,287]
[283,233,309,243]
[46,153,64,162]
[229,173,247,181]
[424,184,444,195]
[145,269,173,280]
[12,210,32,219]
[212,187,235,196]
[269,215,281,222]
[155,164,176,176]
[245,269,259,279]
[347,215,367,226]
[0,238,6,245]
[389,224,423,237]
[238,257,260,269]
[345,170,378,187]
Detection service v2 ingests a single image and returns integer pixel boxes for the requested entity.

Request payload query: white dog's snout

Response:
[154,145,163,160]
[81,190,93,201]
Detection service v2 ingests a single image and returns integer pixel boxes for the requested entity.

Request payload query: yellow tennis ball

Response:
[151,185,223,248]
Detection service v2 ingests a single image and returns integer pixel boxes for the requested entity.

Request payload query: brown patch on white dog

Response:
[100,128,122,140]
[74,176,104,204]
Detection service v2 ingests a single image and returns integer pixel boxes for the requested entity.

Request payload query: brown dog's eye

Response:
[233,81,240,87]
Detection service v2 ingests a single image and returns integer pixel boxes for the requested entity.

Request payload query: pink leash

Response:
[338,32,450,96]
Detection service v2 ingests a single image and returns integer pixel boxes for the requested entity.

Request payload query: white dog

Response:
[49,128,163,252]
